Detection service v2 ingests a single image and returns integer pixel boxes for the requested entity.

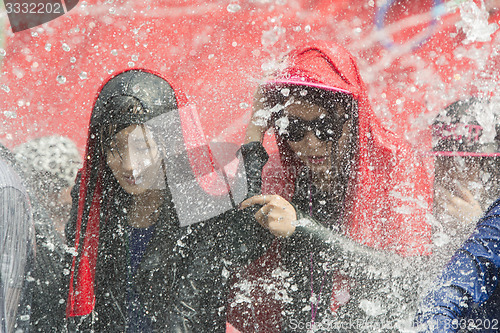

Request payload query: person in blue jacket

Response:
[414,198,500,332]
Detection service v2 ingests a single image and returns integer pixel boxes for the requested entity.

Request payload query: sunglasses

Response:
[277,114,349,142]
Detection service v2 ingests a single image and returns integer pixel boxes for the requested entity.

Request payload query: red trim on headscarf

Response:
[66,173,102,316]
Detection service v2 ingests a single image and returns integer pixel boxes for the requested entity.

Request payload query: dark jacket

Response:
[30,198,67,332]
[414,198,500,333]
[66,174,270,332]
[65,69,273,332]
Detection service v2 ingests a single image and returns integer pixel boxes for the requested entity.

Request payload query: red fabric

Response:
[270,41,433,255]
[66,69,188,317]
[0,0,310,153]
[66,175,102,316]
[179,104,234,196]
[2,1,499,156]
[228,42,433,332]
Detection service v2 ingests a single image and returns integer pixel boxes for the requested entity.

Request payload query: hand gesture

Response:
[240,194,296,237]
[437,182,483,226]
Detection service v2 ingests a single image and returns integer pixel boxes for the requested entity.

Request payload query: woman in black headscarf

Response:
[65,69,272,332]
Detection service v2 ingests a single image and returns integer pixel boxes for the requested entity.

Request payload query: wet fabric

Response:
[126,225,155,332]
[229,42,433,331]
[29,195,68,333]
[0,144,68,332]
[415,197,500,333]
[144,109,248,226]
[264,41,432,255]
[0,155,34,333]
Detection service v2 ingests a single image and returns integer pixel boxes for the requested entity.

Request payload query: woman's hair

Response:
[99,95,147,157]
[94,94,160,207]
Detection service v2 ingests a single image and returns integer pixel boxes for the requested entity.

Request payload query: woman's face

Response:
[282,99,352,176]
[106,124,164,195]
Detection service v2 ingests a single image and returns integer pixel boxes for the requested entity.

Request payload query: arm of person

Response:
[238,141,418,279]
[290,207,422,281]
[241,192,429,326]
[414,201,500,332]
[244,87,270,145]
[240,192,415,277]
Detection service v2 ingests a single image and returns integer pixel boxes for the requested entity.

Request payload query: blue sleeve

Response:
[415,200,500,332]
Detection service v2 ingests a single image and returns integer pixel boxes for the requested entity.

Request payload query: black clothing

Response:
[66,173,272,332]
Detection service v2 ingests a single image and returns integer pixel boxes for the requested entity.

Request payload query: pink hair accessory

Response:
[264,78,352,95]
[425,151,500,157]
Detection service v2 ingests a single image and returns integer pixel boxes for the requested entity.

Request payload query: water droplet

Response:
[227,3,241,13]
[56,75,67,84]
[239,102,249,109]
[109,7,116,14]
[232,41,238,47]
[79,72,88,80]
[131,54,138,61]
[111,49,118,56]
[3,111,17,119]
[62,43,70,52]
[45,43,52,52]
[208,54,214,59]
[70,57,76,63]
[304,25,311,33]
[1,85,10,93]
[31,31,38,37]
[128,62,135,67]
